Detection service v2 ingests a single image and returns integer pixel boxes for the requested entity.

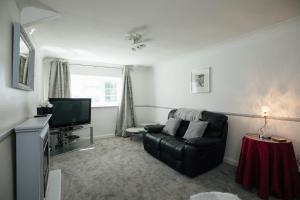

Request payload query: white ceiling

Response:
[27,0,300,66]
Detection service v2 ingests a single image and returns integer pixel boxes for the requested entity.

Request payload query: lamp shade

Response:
[261,106,270,117]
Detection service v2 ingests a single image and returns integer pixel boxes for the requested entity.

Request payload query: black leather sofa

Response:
[143,109,228,177]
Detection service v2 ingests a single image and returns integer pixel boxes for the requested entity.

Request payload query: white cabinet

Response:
[15,115,51,200]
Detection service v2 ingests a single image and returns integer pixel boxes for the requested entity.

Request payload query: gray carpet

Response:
[50,137,270,200]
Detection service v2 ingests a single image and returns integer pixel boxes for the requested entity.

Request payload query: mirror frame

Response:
[12,23,35,91]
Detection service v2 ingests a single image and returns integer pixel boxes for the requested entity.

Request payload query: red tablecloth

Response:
[236,134,300,200]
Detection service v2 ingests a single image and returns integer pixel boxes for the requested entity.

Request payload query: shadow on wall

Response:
[238,79,300,154]
[245,80,300,119]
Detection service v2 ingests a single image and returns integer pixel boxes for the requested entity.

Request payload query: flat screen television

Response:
[49,98,91,128]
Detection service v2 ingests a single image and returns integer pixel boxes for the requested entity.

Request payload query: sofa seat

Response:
[160,137,185,160]
[143,133,168,158]
[160,137,185,172]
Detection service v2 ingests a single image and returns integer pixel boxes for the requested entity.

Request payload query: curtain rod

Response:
[69,63,123,70]
[43,56,124,69]
[43,56,68,62]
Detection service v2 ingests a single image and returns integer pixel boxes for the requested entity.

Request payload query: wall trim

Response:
[0,118,32,143]
[135,105,174,110]
[134,105,300,122]
[0,129,14,143]
[94,134,115,139]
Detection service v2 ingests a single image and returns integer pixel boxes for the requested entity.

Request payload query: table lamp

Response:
[259,106,271,139]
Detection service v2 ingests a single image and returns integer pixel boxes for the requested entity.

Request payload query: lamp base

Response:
[259,134,271,140]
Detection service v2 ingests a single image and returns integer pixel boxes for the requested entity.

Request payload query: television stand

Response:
[59,125,84,132]
[50,124,93,156]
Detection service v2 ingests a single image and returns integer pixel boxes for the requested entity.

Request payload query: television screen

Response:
[49,98,91,128]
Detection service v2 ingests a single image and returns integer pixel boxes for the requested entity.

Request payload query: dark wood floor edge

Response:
[134,105,300,122]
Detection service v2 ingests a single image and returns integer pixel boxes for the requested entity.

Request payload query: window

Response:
[70,74,122,107]
[105,81,118,102]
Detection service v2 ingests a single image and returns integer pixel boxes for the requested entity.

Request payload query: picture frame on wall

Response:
[191,67,211,93]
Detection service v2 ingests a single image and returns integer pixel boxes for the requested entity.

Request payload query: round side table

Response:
[126,127,146,140]
[236,134,300,200]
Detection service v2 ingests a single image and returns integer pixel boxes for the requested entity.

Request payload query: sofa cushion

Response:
[183,121,208,139]
[175,120,190,138]
[203,130,224,138]
[160,137,185,160]
[202,111,228,134]
[185,137,223,148]
[143,133,169,158]
[144,133,167,145]
[162,118,182,136]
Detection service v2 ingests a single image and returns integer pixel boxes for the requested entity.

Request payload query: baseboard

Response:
[93,134,115,139]
[224,157,238,166]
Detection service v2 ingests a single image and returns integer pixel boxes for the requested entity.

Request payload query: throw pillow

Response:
[183,121,208,139]
[162,118,182,136]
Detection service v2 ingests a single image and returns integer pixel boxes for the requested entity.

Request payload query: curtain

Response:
[48,59,71,98]
[115,66,136,137]
[19,55,28,84]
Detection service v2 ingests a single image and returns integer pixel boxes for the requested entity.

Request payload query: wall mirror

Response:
[12,23,35,91]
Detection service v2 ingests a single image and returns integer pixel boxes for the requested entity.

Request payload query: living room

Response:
[1,0,300,200]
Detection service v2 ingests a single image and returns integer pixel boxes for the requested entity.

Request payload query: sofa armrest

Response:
[185,137,222,148]
[144,124,165,133]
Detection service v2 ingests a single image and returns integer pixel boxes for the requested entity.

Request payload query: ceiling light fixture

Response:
[126,32,147,51]
[29,28,36,35]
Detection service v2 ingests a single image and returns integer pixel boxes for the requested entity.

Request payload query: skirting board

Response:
[45,170,61,200]
[94,134,115,139]
[224,157,238,167]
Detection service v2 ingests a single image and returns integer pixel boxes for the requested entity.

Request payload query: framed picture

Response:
[191,68,211,93]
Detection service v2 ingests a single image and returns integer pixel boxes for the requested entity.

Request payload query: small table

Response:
[236,134,300,200]
[126,127,146,140]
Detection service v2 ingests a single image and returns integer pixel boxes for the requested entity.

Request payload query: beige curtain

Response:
[19,55,29,84]
[48,59,71,98]
[115,66,135,137]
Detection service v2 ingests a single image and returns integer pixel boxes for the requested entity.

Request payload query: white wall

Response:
[0,3,43,135]
[131,66,156,125]
[144,18,300,166]
[0,0,44,199]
